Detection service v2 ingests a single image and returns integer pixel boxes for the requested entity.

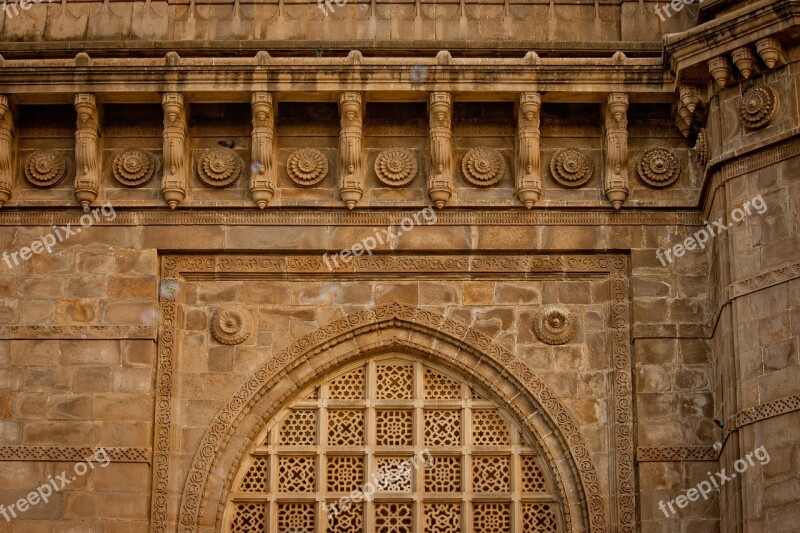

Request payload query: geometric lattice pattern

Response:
[226,356,562,532]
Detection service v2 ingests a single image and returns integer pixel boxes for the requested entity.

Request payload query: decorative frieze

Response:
[74,93,100,208]
[0,95,13,207]
[287,148,328,187]
[161,93,187,209]
[249,92,276,209]
[461,148,505,187]
[374,148,417,187]
[637,148,681,188]
[549,148,593,188]
[603,93,629,209]
[24,150,66,188]
[197,147,242,188]
[739,85,778,129]
[338,91,364,209]
[428,92,453,209]
[112,149,156,187]
[515,92,541,208]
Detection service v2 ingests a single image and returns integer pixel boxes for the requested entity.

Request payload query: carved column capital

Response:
[338,91,364,209]
[161,92,187,209]
[428,91,453,208]
[604,93,629,209]
[250,92,275,209]
[0,96,13,207]
[74,93,100,209]
[516,92,542,208]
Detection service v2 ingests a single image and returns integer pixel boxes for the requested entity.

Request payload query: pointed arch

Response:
[176,303,607,532]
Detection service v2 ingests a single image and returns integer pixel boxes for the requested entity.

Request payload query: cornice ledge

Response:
[663,0,799,77]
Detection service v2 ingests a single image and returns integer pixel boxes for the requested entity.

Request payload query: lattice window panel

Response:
[424,410,461,447]
[230,503,266,532]
[473,503,511,532]
[523,503,558,531]
[327,410,365,446]
[376,457,413,492]
[326,456,364,493]
[277,502,315,532]
[238,456,269,492]
[375,363,414,399]
[423,503,461,532]
[375,502,413,533]
[326,502,364,533]
[471,410,511,446]
[424,455,461,493]
[522,455,547,492]
[226,357,564,533]
[329,367,366,400]
[278,455,315,492]
[472,456,510,493]
[376,410,414,446]
[280,409,317,446]
[424,367,462,400]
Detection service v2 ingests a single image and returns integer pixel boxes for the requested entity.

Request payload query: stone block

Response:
[45,394,92,420]
[60,340,120,366]
[10,340,61,367]
[108,276,156,299]
[100,301,157,325]
[96,493,148,519]
[92,394,153,421]
[114,249,157,275]
[24,251,72,275]
[92,464,149,492]
[634,339,679,365]
[121,340,155,367]
[55,299,100,324]
[22,421,95,446]
[75,251,114,275]
[494,282,541,305]
[65,276,108,298]
[674,367,710,391]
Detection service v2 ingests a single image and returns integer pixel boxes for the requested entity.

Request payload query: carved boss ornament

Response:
[637,148,681,188]
[112,149,156,187]
[549,148,593,188]
[287,147,329,187]
[197,147,242,188]
[210,308,253,345]
[24,150,67,188]
[461,148,505,187]
[374,148,418,187]
[533,306,578,345]
[739,85,778,129]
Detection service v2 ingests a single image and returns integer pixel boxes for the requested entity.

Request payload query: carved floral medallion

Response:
[197,147,242,188]
[286,148,329,187]
[210,308,253,345]
[112,148,156,187]
[461,148,505,187]
[739,85,778,129]
[374,148,418,187]
[532,306,578,345]
[24,150,67,188]
[549,148,593,188]
[637,148,681,188]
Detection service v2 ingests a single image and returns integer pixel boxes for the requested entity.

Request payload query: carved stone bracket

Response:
[338,91,364,209]
[0,96,13,207]
[603,93,629,209]
[161,93,187,209]
[249,92,276,209]
[516,92,542,208]
[675,83,706,138]
[428,92,453,208]
[74,93,100,208]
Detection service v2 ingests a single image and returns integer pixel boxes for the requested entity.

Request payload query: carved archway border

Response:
[176,303,606,532]
[152,254,634,533]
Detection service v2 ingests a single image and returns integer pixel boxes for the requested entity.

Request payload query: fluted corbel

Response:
[516,92,541,209]
[428,92,453,209]
[338,92,364,209]
[161,93,187,209]
[604,93,629,210]
[708,56,733,89]
[250,92,275,209]
[731,47,758,79]
[0,96,13,207]
[756,38,785,70]
[74,94,100,209]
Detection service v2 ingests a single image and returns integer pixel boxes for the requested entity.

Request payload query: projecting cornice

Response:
[0,52,673,99]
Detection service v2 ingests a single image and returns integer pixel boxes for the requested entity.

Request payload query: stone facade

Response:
[0,0,799,531]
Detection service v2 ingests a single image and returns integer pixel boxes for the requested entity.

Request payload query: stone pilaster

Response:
[0,95,13,207]
[604,93,629,209]
[516,92,542,209]
[338,91,363,209]
[428,92,453,209]
[250,92,276,209]
[161,92,187,209]
[74,93,100,209]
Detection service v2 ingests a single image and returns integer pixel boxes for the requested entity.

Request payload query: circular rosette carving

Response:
[739,85,778,129]
[374,148,418,187]
[461,148,505,187]
[112,148,156,187]
[532,306,578,345]
[549,148,593,188]
[24,150,66,188]
[210,308,253,345]
[286,148,329,187]
[637,148,681,188]
[197,147,242,188]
